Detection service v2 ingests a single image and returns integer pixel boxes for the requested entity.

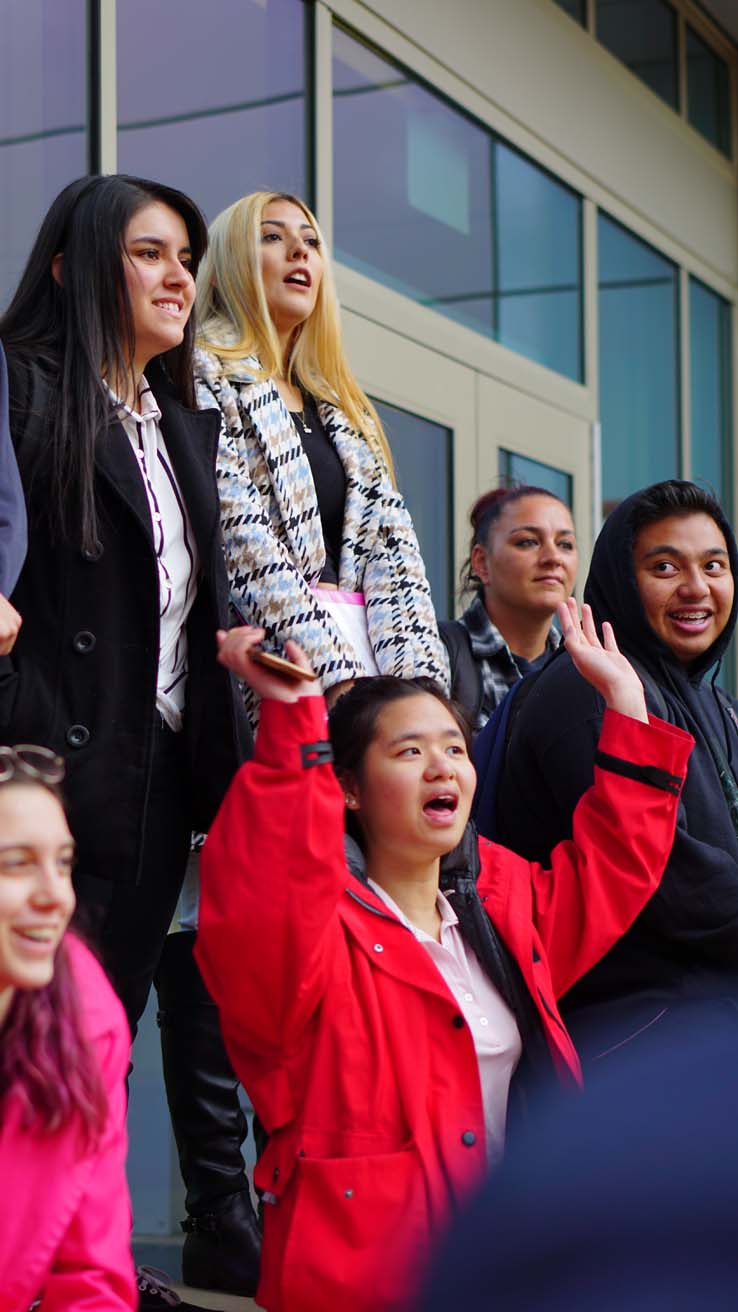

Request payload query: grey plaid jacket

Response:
[195,346,449,713]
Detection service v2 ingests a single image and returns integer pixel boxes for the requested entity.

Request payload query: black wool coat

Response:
[3,354,252,885]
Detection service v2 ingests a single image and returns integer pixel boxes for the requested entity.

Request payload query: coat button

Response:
[344,1188,354,1199]
[461,1131,477,1147]
[66,724,90,749]
[72,630,96,654]
[452,1014,464,1029]
[81,543,103,562]
[272,1167,280,1182]
[373,943,384,953]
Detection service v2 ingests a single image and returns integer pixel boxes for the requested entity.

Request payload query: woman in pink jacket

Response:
[197,601,692,1312]
[0,746,135,1312]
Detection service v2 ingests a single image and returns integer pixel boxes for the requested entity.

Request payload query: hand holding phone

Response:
[250,648,319,682]
[216,624,322,702]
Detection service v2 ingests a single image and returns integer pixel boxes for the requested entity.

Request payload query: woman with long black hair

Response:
[0,174,256,1303]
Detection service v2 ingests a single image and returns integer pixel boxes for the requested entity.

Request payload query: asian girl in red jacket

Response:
[196,600,692,1312]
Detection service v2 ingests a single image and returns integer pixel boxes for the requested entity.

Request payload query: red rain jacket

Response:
[197,697,691,1312]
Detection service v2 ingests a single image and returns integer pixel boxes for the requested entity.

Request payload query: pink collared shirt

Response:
[368,880,522,1163]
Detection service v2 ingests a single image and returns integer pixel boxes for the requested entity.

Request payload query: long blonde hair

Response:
[196,190,394,479]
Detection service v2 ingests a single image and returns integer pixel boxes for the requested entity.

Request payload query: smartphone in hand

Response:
[250,648,319,682]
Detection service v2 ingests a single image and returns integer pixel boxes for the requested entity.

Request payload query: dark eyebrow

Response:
[261,219,317,233]
[128,235,192,255]
[641,545,729,560]
[508,524,575,536]
[387,728,465,748]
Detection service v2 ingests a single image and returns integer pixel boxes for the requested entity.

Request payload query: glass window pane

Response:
[495,144,581,380]
[552,0,587,24]
[596,0,678,109]
[499,450,573,507]
[117,0,306,221]
[372,398,453,619]
[689,277,732,508]
[333,27,582,381]
[687,26,731,157]
[0,0,87,308]
[598,212,679,515]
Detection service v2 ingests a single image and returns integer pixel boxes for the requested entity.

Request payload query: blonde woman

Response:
[194,191,448,717]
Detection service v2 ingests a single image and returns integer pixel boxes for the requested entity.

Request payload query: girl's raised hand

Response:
[559,598,648,724]
[216,626,322,702]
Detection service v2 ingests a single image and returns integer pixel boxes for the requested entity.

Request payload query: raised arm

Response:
[195,630,350,1077]
[481,707,692,1001]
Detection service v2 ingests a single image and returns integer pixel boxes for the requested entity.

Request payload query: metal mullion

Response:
[313,2,334,247]
[679,266,690,480]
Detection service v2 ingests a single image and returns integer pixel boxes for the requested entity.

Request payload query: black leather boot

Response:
[155,930,261,1297]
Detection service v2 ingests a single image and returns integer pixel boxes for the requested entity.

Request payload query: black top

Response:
[291,393,346,586]
[510,649,550,679]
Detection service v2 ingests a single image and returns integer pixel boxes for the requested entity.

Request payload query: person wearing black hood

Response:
[491,479,738,1060]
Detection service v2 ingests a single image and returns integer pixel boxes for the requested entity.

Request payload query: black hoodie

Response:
[495,487,738,1057]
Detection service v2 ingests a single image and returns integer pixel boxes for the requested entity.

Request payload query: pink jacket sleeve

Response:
[41,942,136,1311]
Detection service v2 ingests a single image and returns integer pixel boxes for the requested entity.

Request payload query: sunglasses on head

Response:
[0,745,66,786]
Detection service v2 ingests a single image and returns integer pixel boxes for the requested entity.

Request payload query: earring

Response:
[345,795,356,808]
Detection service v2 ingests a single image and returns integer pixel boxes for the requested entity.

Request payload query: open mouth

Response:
[12,926,59,953]
[668,610,713,631]
[284,271,311,288]
[422,794,459,823]
[153,299,183,316]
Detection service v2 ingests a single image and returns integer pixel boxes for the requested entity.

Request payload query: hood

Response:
[583,484,738,686]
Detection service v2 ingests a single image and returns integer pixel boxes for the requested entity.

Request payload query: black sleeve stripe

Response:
[301,740,333,769]
[595,750,682,795]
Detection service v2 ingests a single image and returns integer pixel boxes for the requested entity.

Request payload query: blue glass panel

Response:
[0,0,87,308]
[596,0,678,108]
[495,144,581,380]
[372,399,453,618]
[499,450,573,507]
[333,27,582,381]
[687,26,731,157]
[598,213,679,513]
[689,277,732,507]
[117,0,306,221]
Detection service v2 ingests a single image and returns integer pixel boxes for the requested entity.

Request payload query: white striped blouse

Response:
[109,376,199,732]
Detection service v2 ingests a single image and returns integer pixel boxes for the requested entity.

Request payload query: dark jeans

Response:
[73,716,192,1039]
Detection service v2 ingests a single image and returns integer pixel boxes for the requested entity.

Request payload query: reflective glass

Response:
[687,26,731,157]
[372,398,453,618]
[0,0,87,309]
[552,0,587,23]
[598,213,679,515]
[596,0,678,108]
[333,28,582,381]
[689,277,732,507]
[117,0,306,222]
[499,450,573,507]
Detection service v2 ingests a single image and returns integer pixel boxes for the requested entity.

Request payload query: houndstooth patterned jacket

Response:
[195,346,449,711]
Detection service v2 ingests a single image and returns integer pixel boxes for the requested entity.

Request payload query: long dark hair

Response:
[0,779,107,1145]
[459,484,566,597]
[0,174,208,554]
